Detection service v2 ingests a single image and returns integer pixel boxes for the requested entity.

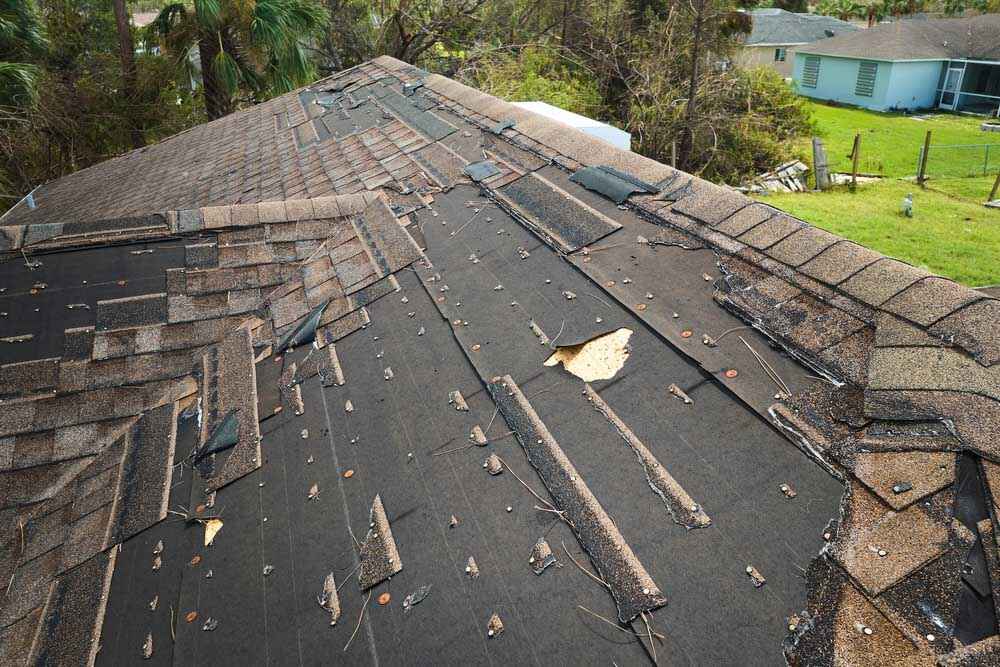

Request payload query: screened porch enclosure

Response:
[938,60,1000,115]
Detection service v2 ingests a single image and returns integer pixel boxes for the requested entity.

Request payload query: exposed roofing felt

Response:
[798,14,1000,61]
[743,9,860,46]
[1,55,999,666]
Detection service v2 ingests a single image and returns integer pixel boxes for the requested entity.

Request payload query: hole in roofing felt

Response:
[543,328,633,382]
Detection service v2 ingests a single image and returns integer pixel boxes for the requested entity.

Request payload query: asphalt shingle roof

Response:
[1,55,999,666]
[798,13,1000,61]
[744,8,860,46]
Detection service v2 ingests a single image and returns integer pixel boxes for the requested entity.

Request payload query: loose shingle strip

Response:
[486,375,666,622]
[495,173,622,253]
[583,385,711,529]
[200,325,261,492]
[358,494,403,590]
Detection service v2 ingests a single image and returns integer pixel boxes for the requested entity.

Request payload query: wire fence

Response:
[917,143,1000,179]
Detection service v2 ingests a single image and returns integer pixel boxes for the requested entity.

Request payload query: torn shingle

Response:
[487,375,666,622]
[496,173,622,253]
[96,293,168,332]
[358,494,403,590]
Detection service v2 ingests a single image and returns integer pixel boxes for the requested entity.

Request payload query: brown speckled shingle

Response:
[881,277,982,327]
[765,226,841,267]
[798,241,882,286]
[672,184,753,226]
[713,203,774,236]
[928,298,1000,366]
[738,214,805,250]
[838,258,930,306]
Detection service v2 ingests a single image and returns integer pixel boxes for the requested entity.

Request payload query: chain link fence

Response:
[917,143,1000,179]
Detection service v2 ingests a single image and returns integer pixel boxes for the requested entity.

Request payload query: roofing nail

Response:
[622,278,632,284]
[779,483,797,498]
[417,326,425,336]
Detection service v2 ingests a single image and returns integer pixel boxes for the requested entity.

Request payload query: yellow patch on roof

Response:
[543,328,633,382]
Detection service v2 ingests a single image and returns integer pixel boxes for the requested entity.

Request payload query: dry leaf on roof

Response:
[543,328,633,382]
[204,519,224,546]
[142,632,153,659]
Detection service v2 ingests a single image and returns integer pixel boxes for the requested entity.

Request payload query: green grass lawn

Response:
[799,101,1000,177]
[760,179,1000,287]
[762,100,1000,287]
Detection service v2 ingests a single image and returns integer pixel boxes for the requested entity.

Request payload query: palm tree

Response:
[148,0,329,120]
[816,0,865,20]
[0,0,48,111]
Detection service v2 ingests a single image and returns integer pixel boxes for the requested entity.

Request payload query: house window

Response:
[855,61,878,97]
[802,56,821,88]
[774,48,787,62]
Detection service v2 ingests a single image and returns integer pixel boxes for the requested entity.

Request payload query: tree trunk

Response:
[677,0,705,171]
[198,34,231,120]
[112,0,144,149]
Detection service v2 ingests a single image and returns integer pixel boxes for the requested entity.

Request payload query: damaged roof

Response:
[1,55,999,666]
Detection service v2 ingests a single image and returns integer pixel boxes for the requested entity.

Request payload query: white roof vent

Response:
[511,101,631,152]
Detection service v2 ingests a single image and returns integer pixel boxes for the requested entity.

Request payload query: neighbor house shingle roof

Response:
[744,8,860,46]
[798,13,1000,61]
[1,55,999,666]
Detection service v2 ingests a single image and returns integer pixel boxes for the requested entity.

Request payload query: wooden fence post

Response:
[850,133,861,190]
[989,169,1000,203]
[917,130,932,186]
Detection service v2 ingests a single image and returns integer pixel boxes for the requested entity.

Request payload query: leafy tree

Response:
[458,45,602,116]
[148,0,330,119]
[0,0,47,110]
[815,0,864,19]
[772,0,809,11]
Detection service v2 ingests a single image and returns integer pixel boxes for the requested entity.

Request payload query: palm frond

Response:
[0,60,40,109]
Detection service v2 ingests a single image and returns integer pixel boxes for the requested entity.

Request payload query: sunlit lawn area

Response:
[760,179,1000,287]
[798,101,1000,177]
[760,101,1000,287]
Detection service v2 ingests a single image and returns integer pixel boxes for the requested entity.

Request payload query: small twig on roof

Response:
[484,406,499,434]
[170,605,176,642]
[562,541,610,591]
[739,336,791,397]
[343,590,373,652]
[495,456,564,519]
[528,381,562,398]
[431,442,474,457]
[710,325,753,345]
[642,611,659,664]
[577,605,665,642]
[337,562,361,591]
[448,207,484,239]
[585,292,613,309]
[548,319,566,349]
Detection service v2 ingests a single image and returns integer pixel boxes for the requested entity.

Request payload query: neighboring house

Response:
[736,8,860,78]
[794,14,1000,114]
[2,55,1000,667]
